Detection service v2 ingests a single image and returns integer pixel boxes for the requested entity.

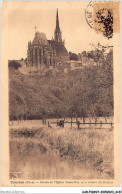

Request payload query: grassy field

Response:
[10,125,114,179]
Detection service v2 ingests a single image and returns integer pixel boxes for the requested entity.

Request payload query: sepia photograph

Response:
[1,0,121,187]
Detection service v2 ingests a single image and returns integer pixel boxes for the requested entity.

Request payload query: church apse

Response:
[27,9,69,68]
[27,32,56,67]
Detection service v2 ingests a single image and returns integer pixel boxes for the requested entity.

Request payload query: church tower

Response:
[54,9,62,42]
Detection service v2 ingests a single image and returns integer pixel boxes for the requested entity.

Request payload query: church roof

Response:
[48,40,69,57]
[33,32,49,45]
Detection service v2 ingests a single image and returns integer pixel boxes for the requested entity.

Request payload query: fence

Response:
[49,120,114,129]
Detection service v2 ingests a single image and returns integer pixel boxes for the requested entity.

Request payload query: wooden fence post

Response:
[71,120,72,128]
[89,120,91,126]
[77,121,80,129]
[83,117,85,125]
[111,122,113,127]
[105,117,107,123]
[100,121,102,127]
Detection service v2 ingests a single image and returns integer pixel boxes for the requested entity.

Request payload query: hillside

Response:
[9,59,113,120]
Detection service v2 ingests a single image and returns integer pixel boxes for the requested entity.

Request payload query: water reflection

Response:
[10,139,110,180]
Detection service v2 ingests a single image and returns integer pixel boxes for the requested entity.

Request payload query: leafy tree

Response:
[9,48,113,120]
[9,60,22,69]
[69,52,78,61]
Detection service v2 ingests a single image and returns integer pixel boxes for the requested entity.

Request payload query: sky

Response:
[7,1,113,60]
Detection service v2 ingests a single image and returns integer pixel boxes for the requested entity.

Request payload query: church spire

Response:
[54,9,62,42]
[56,9,59,28]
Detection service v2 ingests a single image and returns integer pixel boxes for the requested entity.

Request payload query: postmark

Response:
[85,1,94,29]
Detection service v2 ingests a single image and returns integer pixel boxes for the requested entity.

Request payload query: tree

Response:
[69,52,78,61]
[8,60,22,69]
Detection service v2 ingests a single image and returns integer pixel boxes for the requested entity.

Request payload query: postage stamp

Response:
[85,1,120,39]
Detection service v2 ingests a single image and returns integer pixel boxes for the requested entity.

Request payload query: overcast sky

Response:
[8,1,113,60]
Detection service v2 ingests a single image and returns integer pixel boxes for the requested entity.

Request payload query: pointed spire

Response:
[54,9,62,42]
[56,8,59,28]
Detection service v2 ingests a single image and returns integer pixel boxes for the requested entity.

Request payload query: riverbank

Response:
[10,126,114,179]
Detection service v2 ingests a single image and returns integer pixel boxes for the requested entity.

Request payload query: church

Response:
[27,9,69,68]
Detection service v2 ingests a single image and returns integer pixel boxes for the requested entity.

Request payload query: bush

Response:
[9,60,22,69]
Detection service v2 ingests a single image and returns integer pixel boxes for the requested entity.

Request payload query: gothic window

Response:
[43,56,47,65]
[39,49,41,64]
[35,48,38,65]
[50,57,51,66]
[31,49,33,65]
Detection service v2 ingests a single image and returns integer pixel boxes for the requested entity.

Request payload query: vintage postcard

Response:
[1,1,121,187]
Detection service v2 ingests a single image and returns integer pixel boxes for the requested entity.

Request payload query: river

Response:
[10,138,111,180]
